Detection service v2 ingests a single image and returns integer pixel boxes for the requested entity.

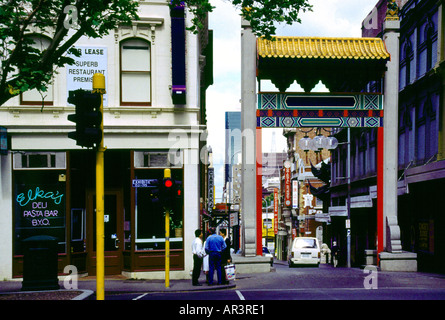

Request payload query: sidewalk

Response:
[0,272,235,300]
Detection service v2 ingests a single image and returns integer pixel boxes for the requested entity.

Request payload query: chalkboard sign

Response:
[14,184,66,255]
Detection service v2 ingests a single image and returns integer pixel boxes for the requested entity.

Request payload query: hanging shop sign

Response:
[292,180,299,209]
[284,161,291,207]
[208,167,214,210]
[273,188,278,235]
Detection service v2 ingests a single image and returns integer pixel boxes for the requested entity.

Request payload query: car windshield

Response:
[293,238,317,249]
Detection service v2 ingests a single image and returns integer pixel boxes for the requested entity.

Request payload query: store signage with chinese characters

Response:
[292,180,299,209]
[284,161,291,207]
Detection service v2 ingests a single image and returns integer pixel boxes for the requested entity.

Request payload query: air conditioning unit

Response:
[133,151,183,168]
[13,152,66,170]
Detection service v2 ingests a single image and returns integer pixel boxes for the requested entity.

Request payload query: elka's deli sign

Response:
[16,186,64,227]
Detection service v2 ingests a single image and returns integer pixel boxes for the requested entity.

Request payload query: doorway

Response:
[87,190,124,275]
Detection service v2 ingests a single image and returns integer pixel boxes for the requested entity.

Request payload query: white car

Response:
[262,247,274,266]
[288,237,320,267]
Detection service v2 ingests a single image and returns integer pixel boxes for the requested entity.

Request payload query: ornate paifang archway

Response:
[239,1,417,271]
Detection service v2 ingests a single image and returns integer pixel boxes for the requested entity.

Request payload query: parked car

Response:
[262,246,274,266]
[288,237,320,267]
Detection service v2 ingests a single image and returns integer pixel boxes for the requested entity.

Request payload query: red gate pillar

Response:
[377,126,384,264]
[256,127,263,256]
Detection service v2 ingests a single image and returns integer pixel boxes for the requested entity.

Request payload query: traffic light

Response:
[161,169,175,207]
[67,89,102,148]
[159,169,184,209]
[174,181,182,200]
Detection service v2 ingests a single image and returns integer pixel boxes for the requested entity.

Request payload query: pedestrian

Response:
[191,229,204,286]
[331,241,339,268]
[205,227,226,285]
[219,229,232,284]
[202,234,209,283]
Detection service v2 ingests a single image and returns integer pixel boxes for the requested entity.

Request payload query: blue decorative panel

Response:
[258,93,384,110]
[257,117,383,128]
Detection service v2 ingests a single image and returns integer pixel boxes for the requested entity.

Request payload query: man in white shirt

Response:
[192,229,204,286]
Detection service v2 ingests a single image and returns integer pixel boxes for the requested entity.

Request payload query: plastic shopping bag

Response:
[224,264,236,281]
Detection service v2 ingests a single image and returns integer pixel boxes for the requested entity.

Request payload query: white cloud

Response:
[276,0,377,37]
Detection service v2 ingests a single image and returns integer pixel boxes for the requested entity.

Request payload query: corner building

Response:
[0,1,213,279]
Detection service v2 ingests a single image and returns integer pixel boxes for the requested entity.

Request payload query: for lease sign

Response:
[66,46,108,106]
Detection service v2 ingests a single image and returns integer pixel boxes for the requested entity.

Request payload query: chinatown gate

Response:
[237,11,418,272]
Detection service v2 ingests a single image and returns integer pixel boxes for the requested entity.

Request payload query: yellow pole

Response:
[165,209,170,288]
[163,168,171,288]
[93,73,106,300]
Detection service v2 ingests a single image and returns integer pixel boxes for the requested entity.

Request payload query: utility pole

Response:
[93,73,106,300]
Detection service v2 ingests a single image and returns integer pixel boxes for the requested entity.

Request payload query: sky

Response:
[206,0,379,201]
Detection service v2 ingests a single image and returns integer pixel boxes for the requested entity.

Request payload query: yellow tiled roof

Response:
[257,36,390,60]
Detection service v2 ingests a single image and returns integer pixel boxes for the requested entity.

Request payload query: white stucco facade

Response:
[0,0,209,280]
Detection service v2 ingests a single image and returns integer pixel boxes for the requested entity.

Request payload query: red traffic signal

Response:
[164,179,173,188]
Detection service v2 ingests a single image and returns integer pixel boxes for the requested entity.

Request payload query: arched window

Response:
[120,38,151,106]
[404,40,413,86]
[426,26,434,71]
[20,35,54,105]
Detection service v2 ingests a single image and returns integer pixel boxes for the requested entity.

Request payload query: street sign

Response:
[132,179,158,188]
[208,167,214,210]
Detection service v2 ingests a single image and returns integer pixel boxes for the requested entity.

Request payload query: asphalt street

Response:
[100,262,445,301]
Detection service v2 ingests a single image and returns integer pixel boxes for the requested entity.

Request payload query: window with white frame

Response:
[120,38,151,106]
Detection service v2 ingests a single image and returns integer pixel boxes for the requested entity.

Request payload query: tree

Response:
[0,0,311,107]
[0,0,139,107]
[172,0,312,37]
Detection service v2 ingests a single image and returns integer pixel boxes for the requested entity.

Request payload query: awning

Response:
[257,36,390,60]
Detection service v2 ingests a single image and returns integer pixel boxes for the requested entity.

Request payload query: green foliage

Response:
[170,0,312,38]
[0,0,138,106]
[0,0,311,106]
